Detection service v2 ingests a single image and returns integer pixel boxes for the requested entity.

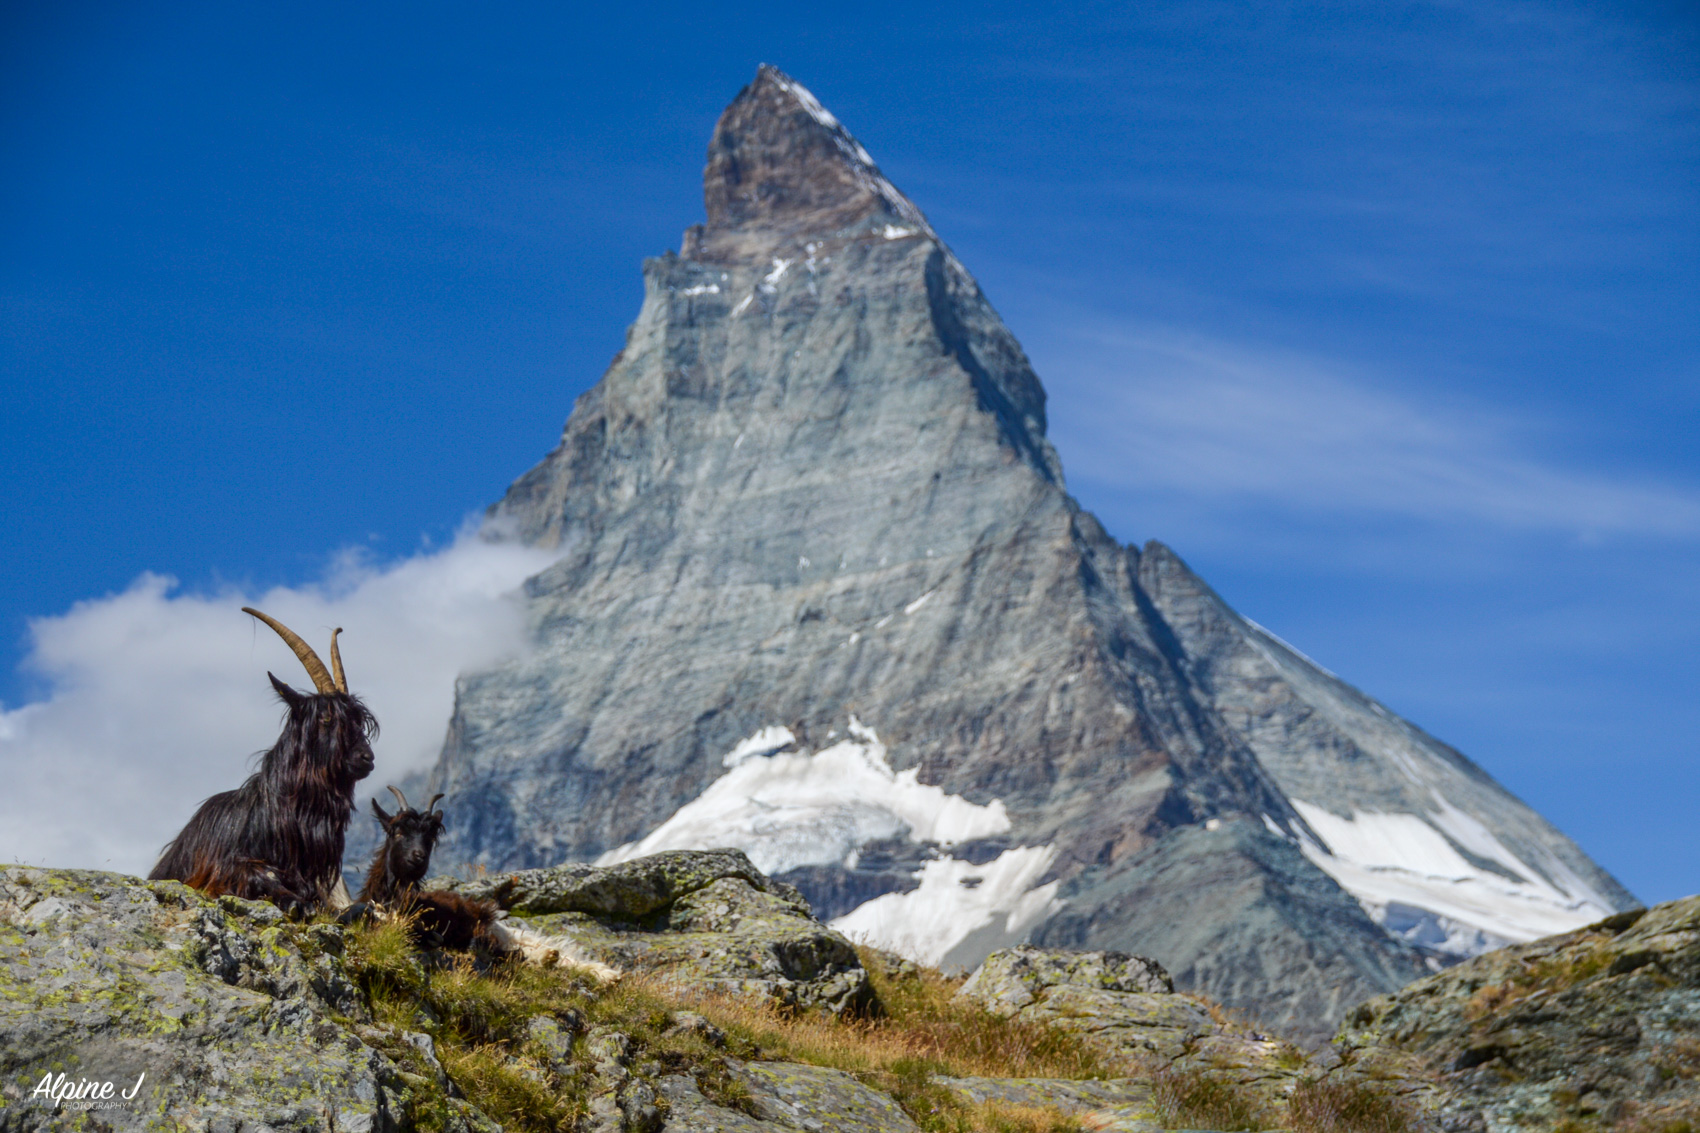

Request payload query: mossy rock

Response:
[0,866,409,1131]
[1336,893,1700,1132]
[445,853,876,1015]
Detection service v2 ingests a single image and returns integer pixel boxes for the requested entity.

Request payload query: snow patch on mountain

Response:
[597,720,1062,969]
[722,726,796,767]
[1291,799,1617,956]
[831,845,1063,970]
[597,720,1009,874]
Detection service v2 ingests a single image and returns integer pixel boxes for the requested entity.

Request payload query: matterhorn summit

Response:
[417,66,1635,1041]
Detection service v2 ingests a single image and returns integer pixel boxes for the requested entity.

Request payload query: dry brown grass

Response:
[340,928,1123,1133]
[657,947,1119,1084]
[1151,1067,1268,1131]
[1462,980,1516,1021]
[1287,1079,1413,1133]
[1610,1096,1700,1133]
[965,1099,1087,1133]
[1466,943,1617,1022]
[1654,1037,1700,1082]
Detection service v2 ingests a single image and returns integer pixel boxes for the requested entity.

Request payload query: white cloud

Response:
[0,528,557,876]
[1046,326,1700,538]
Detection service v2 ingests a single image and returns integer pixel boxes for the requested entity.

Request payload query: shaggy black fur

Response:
[348,792,506,956]
[149,673,377,915]
[357,793,443,904]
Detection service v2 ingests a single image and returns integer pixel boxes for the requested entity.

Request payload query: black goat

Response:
[351,786,505,954]
[149,608,377,916]
[358,785,445,903]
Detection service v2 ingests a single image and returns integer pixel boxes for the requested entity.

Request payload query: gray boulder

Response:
[1336,895,1700,1132]
[958,945,1217,1063]
[958,944,1174,1011]
[957,945,1312,1117]
[659,1061,921,1133]
[0,866,417,1131]
[442,849,874,1015]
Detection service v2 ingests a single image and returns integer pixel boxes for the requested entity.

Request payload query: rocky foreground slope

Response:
[7,853,1692,1132]
[401,63,1634,1043]
[1338,893,1700,1131]
[0,854,1393,1132]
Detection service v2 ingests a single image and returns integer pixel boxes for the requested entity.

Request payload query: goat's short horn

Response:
[426,794,445,815]
[388,785,410,812]
[328,627,348,694]
[243,607,336,695]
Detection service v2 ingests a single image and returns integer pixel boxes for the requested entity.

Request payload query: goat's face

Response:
[270,675,379,786]
[322,699,378,781]
[371,800,444,886]
[249,610,376,790]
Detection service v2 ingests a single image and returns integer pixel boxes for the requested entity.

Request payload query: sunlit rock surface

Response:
[1338,895,1700,1131]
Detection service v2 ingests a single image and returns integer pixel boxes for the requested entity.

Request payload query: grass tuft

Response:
[965,1099,1087,1133]
[1151,1067,1268,1132]
[437,1044,580,1130]
[1288,1078,1413,1133]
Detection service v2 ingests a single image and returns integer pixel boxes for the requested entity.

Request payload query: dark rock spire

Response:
[688,64,932,261]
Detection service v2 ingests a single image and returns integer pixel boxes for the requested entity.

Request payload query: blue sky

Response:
[2,2,1697,900]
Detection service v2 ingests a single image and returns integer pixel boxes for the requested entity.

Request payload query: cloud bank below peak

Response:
[0,528,558,876]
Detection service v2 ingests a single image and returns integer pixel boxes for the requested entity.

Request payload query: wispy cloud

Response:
[1046,326,1700,539]
[0,529,557,875]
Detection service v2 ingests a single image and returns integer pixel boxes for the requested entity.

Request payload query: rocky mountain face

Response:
[412,65,1636,1043]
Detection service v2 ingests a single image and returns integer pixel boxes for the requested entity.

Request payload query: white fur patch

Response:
[488,919,624,982]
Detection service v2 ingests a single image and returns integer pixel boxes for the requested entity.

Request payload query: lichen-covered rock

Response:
[1337,895,1700,1132]
[958,946,1212,1061]
[445,851,875,1015]
[656,1060,924,1132]
[958,945,1174,1012]
[445,849,798,921]
[743,1061,921,1132]
[956,945,1324,1121]
[936,1076,1159,1133]
[0,866,414,1131]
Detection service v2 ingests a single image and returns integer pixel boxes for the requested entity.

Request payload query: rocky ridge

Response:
[0,855,1357,1132]
[0,854,873,1131]
[403,63,1635,1042]
[6,852,1692,1132]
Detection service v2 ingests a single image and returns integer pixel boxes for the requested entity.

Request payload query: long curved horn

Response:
[426,793,445,816]
[328,627,348,693]
[388,785,411,813]
[242,607,336,694]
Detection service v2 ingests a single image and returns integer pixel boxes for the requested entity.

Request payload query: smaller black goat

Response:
[346,787,505,955]
[359,785,446,903]
[345,788,622,980]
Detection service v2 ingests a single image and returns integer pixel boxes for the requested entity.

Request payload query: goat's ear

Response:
[371,798,393,825]
[268,672,306,708]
